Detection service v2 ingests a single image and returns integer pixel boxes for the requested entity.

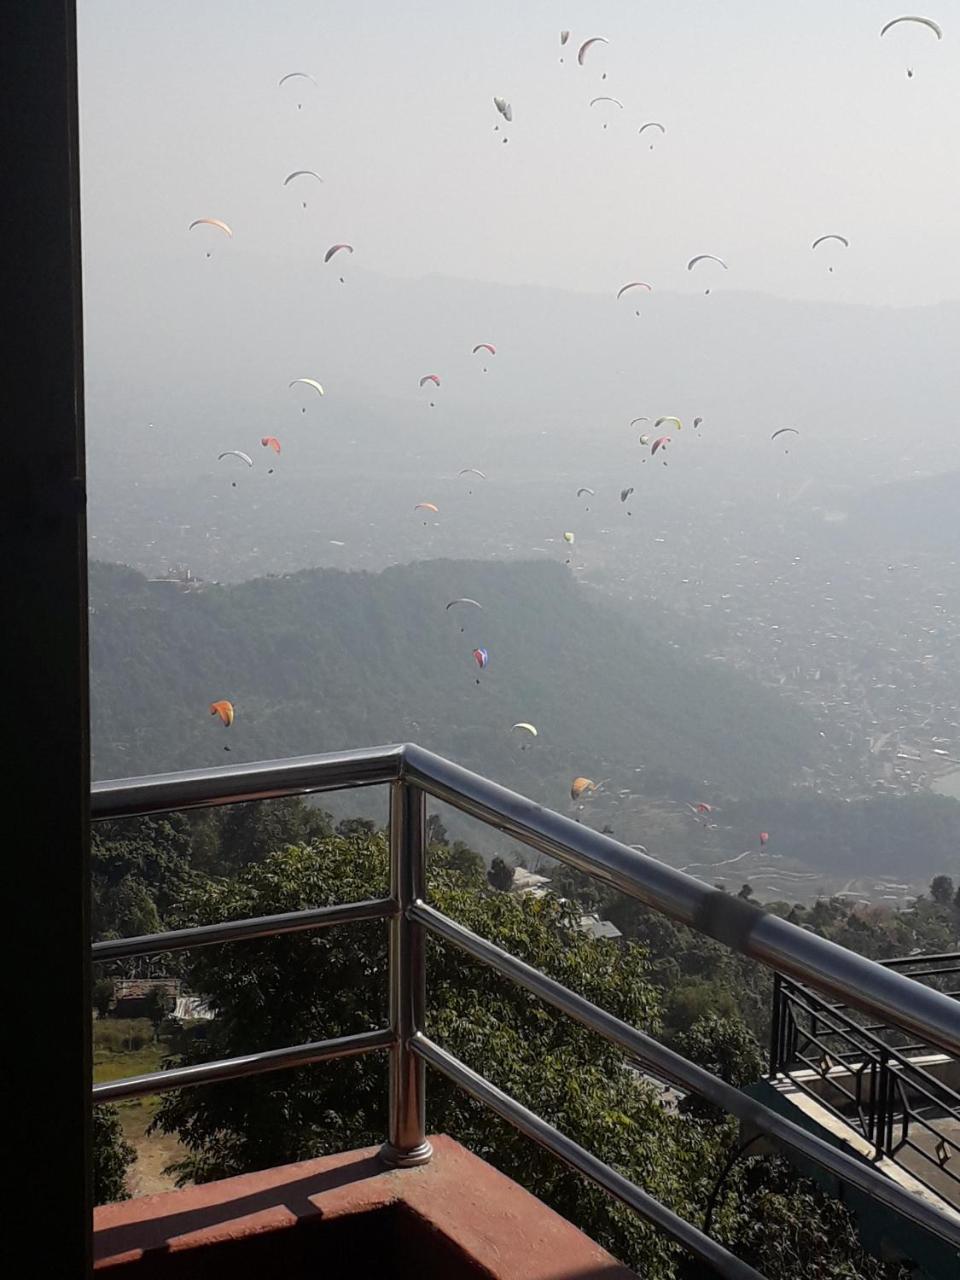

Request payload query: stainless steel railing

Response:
[92,744,960,1279]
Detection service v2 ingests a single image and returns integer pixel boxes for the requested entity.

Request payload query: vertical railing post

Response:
[769,972,783,1078]
[380,779,433,1167]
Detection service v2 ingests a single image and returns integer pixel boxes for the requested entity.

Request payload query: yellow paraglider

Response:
[289,378,324,397]
[209,700,234,727]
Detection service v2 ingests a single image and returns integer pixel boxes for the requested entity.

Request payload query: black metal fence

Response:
[771,970,960,1203]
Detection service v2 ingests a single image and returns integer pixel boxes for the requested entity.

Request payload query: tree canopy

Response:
[147,831,909,1278]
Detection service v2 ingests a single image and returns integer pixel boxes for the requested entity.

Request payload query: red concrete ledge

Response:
[94,1134,635,1279]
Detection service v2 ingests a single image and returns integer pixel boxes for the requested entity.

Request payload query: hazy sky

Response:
[78,1,960,308]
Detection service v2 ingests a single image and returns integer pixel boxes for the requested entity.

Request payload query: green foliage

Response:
[91,796,334,940]
[930,874,954,906]
[713,1156,910,1280]
[92,1104,136,1205]
[143,987,175,1031]
[432,839,485,887]
[92,977,115,1019]
[148,835,904,1277]
[486,855,514,891]
[673,1015,765,1120]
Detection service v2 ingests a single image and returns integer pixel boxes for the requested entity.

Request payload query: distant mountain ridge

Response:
[90,557,820,804]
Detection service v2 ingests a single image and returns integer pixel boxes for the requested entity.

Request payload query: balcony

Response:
[89,743,960,1279]
[767,954,960,1210]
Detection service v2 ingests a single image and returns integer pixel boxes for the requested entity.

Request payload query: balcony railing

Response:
[771,970,960,1202]
[92,743,960,1280]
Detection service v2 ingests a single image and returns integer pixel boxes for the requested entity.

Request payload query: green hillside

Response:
[90,558,819,809]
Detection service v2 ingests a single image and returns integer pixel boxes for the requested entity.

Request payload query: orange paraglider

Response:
[209,700,234,727]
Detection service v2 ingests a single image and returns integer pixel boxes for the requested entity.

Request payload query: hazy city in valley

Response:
[83,3,960,907]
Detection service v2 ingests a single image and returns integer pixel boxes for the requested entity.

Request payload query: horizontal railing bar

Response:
[413,902,960,1245]
[93,898,395,962]
[93,1028,393,1103]
[412,1033,765,1280]
[92,744,405,820]
[883,954,960,969]
[402,745,960,1058]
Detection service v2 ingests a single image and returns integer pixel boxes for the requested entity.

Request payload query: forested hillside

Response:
[90,558,819,803]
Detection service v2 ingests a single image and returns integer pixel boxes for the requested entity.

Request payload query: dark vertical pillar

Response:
[0,2,90,1274]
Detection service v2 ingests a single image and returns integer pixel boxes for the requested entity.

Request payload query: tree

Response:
[486,856,514,891]
[153,835,704,1274]
[336,816,377,839]
[143,986,175,1035]
[930,875,954,907]
[673,1014,765,1120]
[442,840,485,887]
[425,813,449,847]
[92,1105,136,1204]
[711,1154,910,1280]
[212,797,332,876]
[151,836,903,1278]
[92,977,115,1020]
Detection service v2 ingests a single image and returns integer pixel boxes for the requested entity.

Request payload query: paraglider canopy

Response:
[472,647,489,669]
[324,243,353,263]
[655,416,682,431]
[261,436,281,454]
[419,374,441,388]
[278,71,318,86]
[562,531,575,544]
[811,234,849,249]
[209,700,234,726]
[493,97,513,122]
[771,428,799,440]
[617,282,652,300]
[446,597,482,610]
[577,37,608,65]
[687,254,727,271]
[472,344,496,356]
[458,467,486,479]
[289,378,324,397]
[283,170,323,186]
[415,502,439,513]
[570,776,597,800]
[511,722,538,736]
[879,16,942,39]
[189,218,232,237]
[576,487,595,497]
[651,435,670,456]
[218,450,253,467]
